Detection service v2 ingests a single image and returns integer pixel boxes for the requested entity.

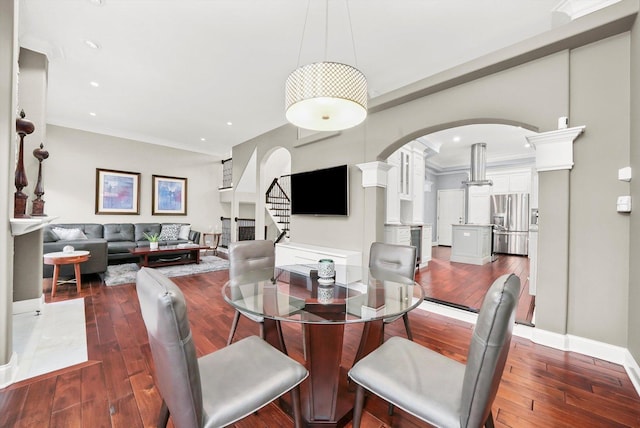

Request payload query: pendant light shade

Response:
[285,61,367,131]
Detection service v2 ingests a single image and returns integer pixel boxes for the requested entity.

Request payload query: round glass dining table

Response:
[222,264,424,427]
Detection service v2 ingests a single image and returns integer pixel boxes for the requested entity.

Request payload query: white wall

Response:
[42,125,222,234]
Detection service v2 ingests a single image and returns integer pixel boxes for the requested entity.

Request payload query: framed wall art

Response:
[95,168,141,215]
[152,174,187,215]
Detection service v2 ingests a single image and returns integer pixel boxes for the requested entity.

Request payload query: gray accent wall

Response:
[231,2,640,356]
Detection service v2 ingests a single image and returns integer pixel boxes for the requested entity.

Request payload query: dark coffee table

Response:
[128,244,210,268]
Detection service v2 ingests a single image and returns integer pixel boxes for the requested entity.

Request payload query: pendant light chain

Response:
[324,0,329,61]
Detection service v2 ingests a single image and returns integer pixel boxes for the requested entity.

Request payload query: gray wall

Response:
[232,2,638,354]
[568,33,630,345]
[628,4,640,359]
[43,126,222,235]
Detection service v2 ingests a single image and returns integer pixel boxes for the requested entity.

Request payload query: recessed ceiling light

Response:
[88,0,104,5]
[85,40,100,49]
[200,138,206,141]
[90,81,99,87]
[89,112,97,116]
[226,121,233,126]
[452,136,461,142]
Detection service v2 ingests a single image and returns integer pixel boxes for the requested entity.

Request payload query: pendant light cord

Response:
[296,0,312,68]
[324,0,329,60]
[346,0,359,67]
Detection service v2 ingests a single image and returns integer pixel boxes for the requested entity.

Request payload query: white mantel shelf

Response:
[10,216,57,236]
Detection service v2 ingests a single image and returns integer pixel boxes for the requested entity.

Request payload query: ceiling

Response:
[18,0,616,158]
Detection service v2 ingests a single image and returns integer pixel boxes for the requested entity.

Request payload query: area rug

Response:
[102,255,229,286]
[13,298,87,382]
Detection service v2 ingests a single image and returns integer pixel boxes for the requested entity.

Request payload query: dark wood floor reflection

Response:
[418,246,535,324]
[1,269,638,427]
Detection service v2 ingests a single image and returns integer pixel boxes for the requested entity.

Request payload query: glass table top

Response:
[222,264,425,324]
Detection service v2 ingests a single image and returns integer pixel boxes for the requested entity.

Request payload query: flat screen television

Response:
[290,164,349,216]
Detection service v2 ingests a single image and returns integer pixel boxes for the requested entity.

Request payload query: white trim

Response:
[417,300,640,396]
[0,352,18,389]
[12,295,44,315]
[527,126,585,172]
[625,350,640,394]
[356,161,392,188]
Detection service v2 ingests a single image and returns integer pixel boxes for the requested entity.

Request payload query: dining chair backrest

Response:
[369,242,417,281]
[229,240,275,286]
[136,267,203,428]
[460,273,520,427]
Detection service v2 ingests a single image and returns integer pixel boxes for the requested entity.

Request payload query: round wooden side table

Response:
[43,250,91,297]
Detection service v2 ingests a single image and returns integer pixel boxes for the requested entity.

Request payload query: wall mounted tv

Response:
[290,164,349,216]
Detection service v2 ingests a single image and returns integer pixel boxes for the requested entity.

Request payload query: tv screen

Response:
[290,164,349,216]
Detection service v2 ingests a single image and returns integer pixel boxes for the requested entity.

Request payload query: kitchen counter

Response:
[450,224,493,265]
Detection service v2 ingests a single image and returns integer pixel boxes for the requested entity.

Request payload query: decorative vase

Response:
[318,259,335,279]
[62,245,74,254]
[317,285,334,304]
[150,242,159,250]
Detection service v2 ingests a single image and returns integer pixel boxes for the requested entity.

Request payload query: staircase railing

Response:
[265,175,291,244]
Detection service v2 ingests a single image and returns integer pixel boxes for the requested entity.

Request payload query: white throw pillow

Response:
[179,224,191,240]
[159,223,181,241]
[52,227,88,240]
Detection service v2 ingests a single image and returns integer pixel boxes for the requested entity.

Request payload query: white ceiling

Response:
[18,0,616,158]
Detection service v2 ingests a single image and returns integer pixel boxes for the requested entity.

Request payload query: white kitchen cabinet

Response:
[487,169,532,194]
[467,185,491,224]
[410,146,425,224]
[385,152,401,224]
[384,225,411,246]
[450,224,492,265]
[399,148,412,200]
[420,224,432,268]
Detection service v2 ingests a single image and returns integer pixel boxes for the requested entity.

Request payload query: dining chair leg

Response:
[352,384,366,428]
[402,312,413,341]
[485,411,495,428]
[157,400,169,428]
[226,310,241,346]
[291,385,303,428]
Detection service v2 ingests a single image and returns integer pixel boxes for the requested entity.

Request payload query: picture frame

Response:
[152,174,187,215]
[95,168,141,215]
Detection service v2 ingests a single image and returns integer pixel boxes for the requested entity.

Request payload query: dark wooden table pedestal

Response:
[270,316,384,427]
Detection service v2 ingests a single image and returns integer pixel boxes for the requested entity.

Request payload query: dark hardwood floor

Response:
[1,267,639,427]
[419,246,535,324]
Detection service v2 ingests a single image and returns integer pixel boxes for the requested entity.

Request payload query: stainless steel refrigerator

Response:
[490,193,529,256]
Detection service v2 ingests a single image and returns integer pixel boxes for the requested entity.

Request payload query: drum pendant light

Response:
[285,0,367,132]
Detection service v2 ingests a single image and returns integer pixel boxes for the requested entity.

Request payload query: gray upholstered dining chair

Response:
[348,273,521,428]
[226,239,276,346]
[136,267,308,428]
[369,242,417,340]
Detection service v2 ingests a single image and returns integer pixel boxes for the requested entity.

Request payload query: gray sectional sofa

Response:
[42,222,201,278]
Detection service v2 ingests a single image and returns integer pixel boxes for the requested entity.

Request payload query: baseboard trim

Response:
[0,352,18,389]
[417,300,640,397]
[12,295,44,315]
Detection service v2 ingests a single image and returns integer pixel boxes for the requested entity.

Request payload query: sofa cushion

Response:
[179,224,191,240]
[43,226,59,243]
[45,223,104,240]
[108,241,137,254]
[135,223,162,242]
[52,227,88,241]
[104,223,135,242]
[159,223,181,241]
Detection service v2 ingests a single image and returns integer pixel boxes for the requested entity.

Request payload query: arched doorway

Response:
[381,120,539,325]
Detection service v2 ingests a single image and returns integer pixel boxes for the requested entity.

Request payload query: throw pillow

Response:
[178,224,191,240]
[52,227,88,240]
[159,223,181,241]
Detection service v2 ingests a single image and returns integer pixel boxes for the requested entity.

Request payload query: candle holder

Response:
[31,142,49,216]
[14,110,34,218]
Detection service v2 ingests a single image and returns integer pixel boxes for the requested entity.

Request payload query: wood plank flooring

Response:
[420,246,535,324]
[1,268,639,427]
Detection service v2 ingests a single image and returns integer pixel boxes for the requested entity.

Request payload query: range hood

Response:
[462,142,493,186]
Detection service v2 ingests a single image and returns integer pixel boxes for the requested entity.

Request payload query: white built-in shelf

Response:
[10,216,57,236]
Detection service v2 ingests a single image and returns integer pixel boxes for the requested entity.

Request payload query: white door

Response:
[437,189,465,246]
